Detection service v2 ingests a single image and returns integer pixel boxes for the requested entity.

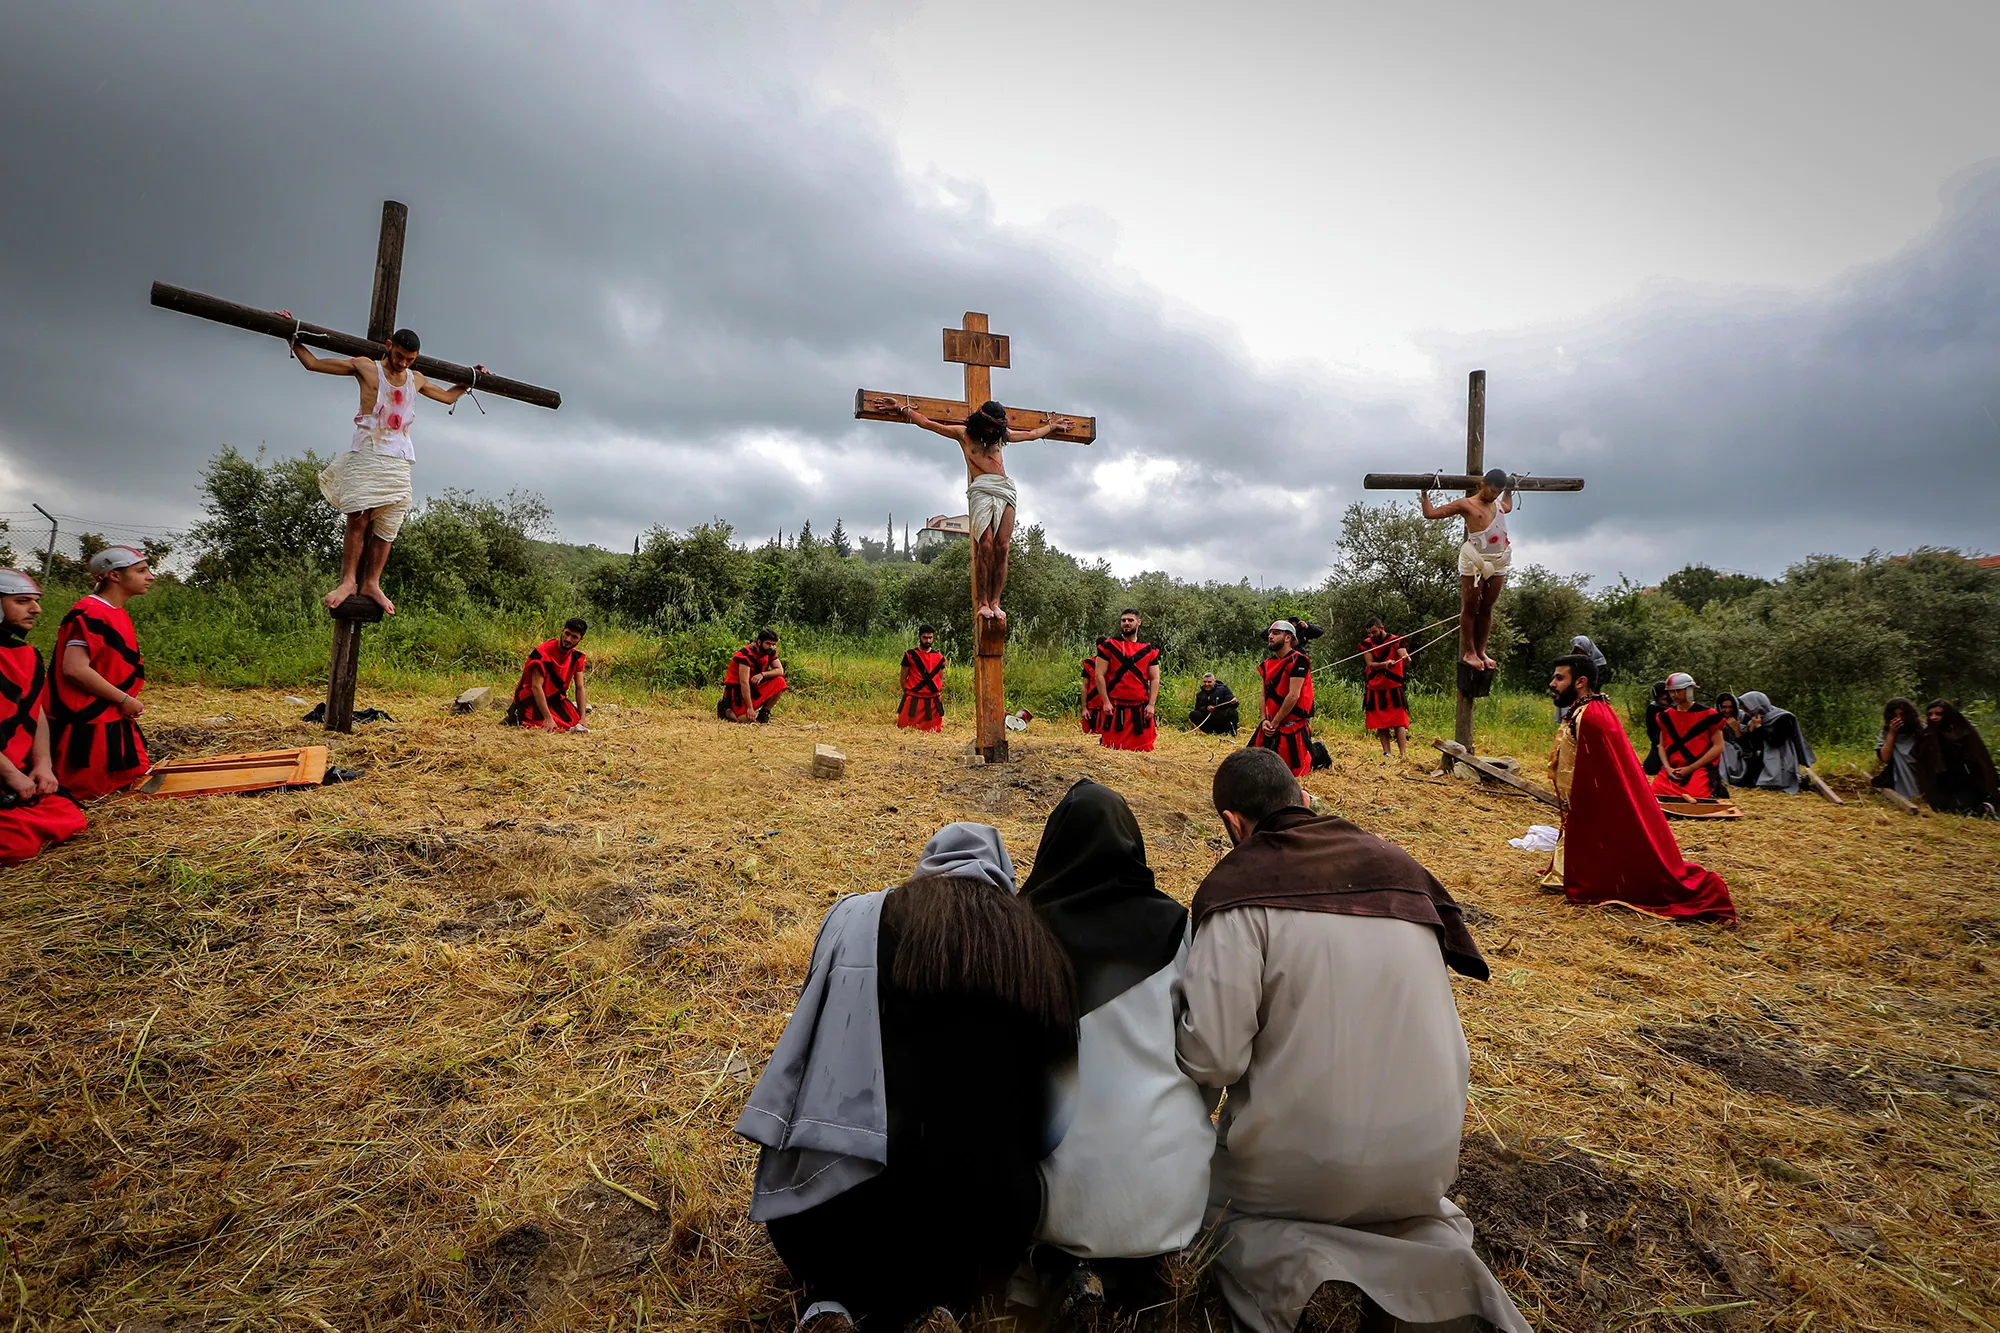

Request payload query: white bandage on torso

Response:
[351,363,418,461]
[1459,506,1512,580]
[967,472,1018,538]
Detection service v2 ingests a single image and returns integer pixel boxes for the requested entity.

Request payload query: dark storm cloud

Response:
[0,1,1993,588]
[1421,165,2000,580]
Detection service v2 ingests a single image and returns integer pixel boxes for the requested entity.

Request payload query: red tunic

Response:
[718,641,788,721]
[50,595,149,800]
[1249,648,1315,779]
[506,638,587,729]
[1648,706,1728,802]
[1095,637,1160,752]
[896,648,947,731]
[1361,636,1410,731]
[1079,656,1104,734]
[1554,699,1736,922]
[0,637,87,864]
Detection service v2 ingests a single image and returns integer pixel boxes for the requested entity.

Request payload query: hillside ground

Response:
[1,673,1996,1332]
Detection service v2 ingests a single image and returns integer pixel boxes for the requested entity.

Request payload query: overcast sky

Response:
[3,1,1996,589]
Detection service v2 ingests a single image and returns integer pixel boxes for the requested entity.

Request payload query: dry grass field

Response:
[2,681,1996,1332]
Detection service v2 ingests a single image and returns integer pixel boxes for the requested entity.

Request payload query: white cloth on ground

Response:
[1508,824,1560,853]
[967,472,1018,539]
[1036,938,1213,1259]
[317,449,414,541]
[1176,907,1529,1333]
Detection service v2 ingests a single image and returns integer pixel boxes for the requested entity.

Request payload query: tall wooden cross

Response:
[150,200,562,733]
[856,313,1095,762]
[1363,369,1585,766]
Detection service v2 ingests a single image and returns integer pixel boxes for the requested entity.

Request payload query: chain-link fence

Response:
[0,509,189,583]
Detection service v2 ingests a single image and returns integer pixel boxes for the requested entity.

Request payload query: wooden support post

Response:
[325,595,385,734]
[366,201,407,344]
[961,314,1009,763]
[1452,370,1486,764]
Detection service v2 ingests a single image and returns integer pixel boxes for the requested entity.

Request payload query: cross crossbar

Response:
[853,390,1095,444]
[1364,472,1584,492]
[149,282,562,411]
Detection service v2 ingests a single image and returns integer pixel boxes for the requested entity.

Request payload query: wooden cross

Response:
[856,313,1096,762]
[150,200,562,733]
[1363,369,1586,766]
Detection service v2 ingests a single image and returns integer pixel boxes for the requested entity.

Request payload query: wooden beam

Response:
[1799,766,1846,806]
[1874,786,1923,815]
[853,390,1095,444]
[960,312,993,412]
[975,615,1009,763]
[1452,370,1486,760]
[1433,740,1563,808]
[1363,473,1585,492]
[367,200,408,344]
[943,327,1009,368]
[150,282,562,410]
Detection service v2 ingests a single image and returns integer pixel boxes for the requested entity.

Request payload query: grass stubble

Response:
[0,678,1995,1332]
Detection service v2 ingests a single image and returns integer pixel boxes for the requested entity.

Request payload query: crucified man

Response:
[1420,468,1514,670]
[276,313,482,615]
[869,397,1076,621]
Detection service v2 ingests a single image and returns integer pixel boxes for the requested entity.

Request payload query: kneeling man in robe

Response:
[1177,747,1528,1333]
[504,618,590,731]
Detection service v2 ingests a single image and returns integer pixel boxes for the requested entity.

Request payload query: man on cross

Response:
[276,313,483,615]
[868,398,1076,621]
[1419,469,1514,670]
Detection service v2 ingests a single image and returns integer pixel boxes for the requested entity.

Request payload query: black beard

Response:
[1553,684,1581,708]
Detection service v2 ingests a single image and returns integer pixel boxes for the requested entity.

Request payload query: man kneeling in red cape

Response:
[1541,655,1736,923]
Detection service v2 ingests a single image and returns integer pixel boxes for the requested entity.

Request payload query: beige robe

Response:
[1176,908,1529,1333]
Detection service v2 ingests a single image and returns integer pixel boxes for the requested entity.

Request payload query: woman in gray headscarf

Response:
[1734,691,1816,794]
[737,823,1079,1332]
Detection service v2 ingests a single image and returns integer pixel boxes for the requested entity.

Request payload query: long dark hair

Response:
[883,874,1077,1031]
[965,400,1009,447]
[1884,697,1922,733]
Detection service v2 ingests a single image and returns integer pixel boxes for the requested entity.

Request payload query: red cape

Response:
[1563,698,1737,922]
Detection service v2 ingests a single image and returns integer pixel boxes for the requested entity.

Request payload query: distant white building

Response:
[916,513,971,553]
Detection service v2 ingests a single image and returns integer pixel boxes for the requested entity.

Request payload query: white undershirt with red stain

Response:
[352,362,417,461]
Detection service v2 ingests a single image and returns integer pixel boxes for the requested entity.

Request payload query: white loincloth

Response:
[967,472,1017,539]
[318,449,414,542]
[1457,539,1511,581]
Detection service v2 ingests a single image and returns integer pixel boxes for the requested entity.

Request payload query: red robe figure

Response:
[896,626,947,732]
[1648,673,1740,815]
[0,569,87,865]
[1079,654,1104,735]
[719,628,788,724]
[1094,610,1161,752]
[51,546,155,800]
[1249,621,1315,779]
[506,618,590,731]
[1544,655,1736,922]
[1360,617,1410,757]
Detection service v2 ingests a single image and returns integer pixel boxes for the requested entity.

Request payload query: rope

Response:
[1309,611,1462,675]
[449,366,486,417]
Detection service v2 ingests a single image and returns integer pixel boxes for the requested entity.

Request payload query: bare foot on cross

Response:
[325,580,358,610]
[1460,651,1484,669]
[359,582,396,616]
